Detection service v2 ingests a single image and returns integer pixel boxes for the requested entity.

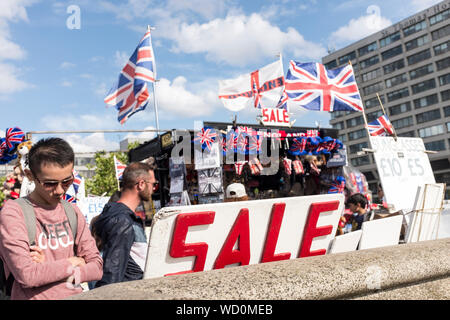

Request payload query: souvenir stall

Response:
[127,121,368,210]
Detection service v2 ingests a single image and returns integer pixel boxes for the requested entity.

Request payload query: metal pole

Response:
[148,25,160,137]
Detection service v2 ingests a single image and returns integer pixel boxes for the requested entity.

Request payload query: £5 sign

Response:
[143,194,344,279]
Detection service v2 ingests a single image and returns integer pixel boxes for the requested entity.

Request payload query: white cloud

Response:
[124,126,157,141]
[330,12,392,47]
[114,51,129,68]
[155,76,220,118]
[65,133,119,152]
[0,0,35,95]
[165,13,326,66]
[60,61,76,69]
[410,0,443,12]
[61,80,73,87]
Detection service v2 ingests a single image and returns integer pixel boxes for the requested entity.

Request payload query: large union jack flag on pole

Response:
[104,27,156,124]
[114,155,127,181]
[285,61,363,112]
[367,114,394,136]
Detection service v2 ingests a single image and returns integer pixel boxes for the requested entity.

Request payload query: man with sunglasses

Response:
[93,161,156,287]
[0,138,103,299]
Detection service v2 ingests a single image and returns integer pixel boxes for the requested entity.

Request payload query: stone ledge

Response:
[69,238,450,300]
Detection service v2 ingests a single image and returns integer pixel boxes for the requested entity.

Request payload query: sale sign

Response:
[261,107,291,127]
[369,136,435,211]
[143,194,344,279]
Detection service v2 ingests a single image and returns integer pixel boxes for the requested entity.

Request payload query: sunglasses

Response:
[34,174,74,189]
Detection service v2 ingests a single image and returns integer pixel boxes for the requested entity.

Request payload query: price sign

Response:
[369,136,435,211]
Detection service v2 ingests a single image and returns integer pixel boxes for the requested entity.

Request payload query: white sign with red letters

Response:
[261,107,291,127]
[143,194,344,279]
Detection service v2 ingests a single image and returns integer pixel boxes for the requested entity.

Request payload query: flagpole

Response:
[348,61,371,142]
[148,25,160,137]
[376,92,398,140]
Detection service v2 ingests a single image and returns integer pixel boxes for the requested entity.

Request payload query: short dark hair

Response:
[346,193,367,208]
[121,162,154,190]
[28,138,74,174]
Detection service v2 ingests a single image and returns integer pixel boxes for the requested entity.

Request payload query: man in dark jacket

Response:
[94,162,156,287]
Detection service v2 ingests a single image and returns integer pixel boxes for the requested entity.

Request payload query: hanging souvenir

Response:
[289,137,307,156]
[193,126,217,151]
[292,159,304,175]
[197,167,223,194]
[282,157,292,175]
[234,161,247,175]
[249,158,263,175]
[328,176,346,194]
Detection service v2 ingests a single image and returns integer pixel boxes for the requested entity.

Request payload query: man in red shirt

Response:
[0,138,102,300]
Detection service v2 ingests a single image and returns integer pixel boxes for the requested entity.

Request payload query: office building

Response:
[322,0,450,198]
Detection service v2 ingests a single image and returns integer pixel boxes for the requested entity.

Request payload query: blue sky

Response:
[0,0,442,152]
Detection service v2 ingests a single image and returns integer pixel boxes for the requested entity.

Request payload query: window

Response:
[429,8,450,25]
[392,116,414,129]
[351,156,370,166]
[346,116,364,128]
[407,49,431,65]
[399,130,416,137]
[365,95,384,109]
[338,51,356,65]
[380,31,401,48]
[381,45,403,60]
[418,124,444,138]
[448,123,450,131]
[332,121,345,130]
[360,55,379,69]
[349,142,368,154]
[434,40,450,56]
[431,24,450,41]
[413,94,438,109]
[389,101,411,116]
[338,134,347,142]
[358,42,377,57]
[387,87,409,102]
[383,59,405,75]
[366,110,384,122]
[409,63,433,80]
[424,140,446,151]
[324,60,337,70]
[385,73,407,88]
[405,35,429,51]
[403,20,427,37]
[416,109,441,124]
[436,57,450,71]
[363,82,384,96]
[330,110,347,119]
[442,89,450,101]
[411,78,436,95]
[445,106,450,117]
[348,129,366,141]
[440,73,450,86]
[361,68,381,82]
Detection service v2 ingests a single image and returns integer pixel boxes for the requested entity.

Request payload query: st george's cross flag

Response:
[218,59,285,112]
[367,114,394,136]
[285,61,363,112]
[114,155,127,181]
[104,27,157,124]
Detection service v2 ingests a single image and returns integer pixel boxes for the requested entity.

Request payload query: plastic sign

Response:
[77,196,110,225]
[143,194,344,279]
[261,108,291,127]
[369,136,435,211]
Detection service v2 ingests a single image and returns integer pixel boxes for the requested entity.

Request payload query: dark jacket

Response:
[93,202,147,288]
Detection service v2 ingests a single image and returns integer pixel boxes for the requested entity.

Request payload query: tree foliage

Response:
[85,151,128,197]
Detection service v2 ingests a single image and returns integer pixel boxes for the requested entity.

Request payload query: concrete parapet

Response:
[70,238,450,300]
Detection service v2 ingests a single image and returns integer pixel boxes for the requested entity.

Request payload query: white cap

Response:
[226,183,247,198]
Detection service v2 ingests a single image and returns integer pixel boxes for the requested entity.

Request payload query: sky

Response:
[0,0,443,152]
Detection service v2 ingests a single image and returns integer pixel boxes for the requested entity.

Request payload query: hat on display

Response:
[225,183,247,198]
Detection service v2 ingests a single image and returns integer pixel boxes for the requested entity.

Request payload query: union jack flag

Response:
[248,134,263,154]
[5,127,25,151]
[63,194,76,203]
[193,127,217,151]
[328,176,346,194]
[275,89,288,110]
[289,137,307,155]
[367,115,394,137]
[114,155,127,181]
[236,133,250,155]
[104,27,156,124]
[285,61,363,112]
[72,169,82,194]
